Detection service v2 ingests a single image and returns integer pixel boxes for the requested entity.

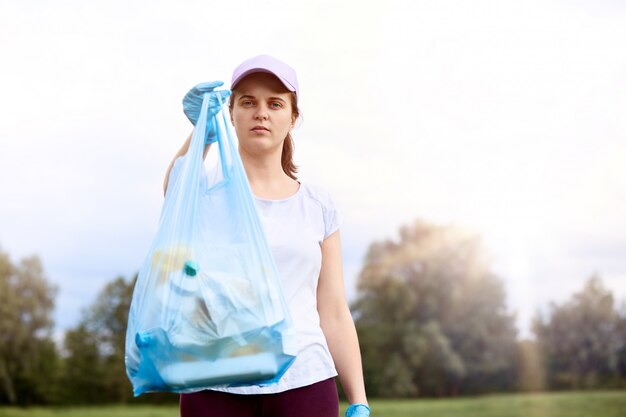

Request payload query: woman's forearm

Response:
[318,231,368,406]
[321,306,368,405]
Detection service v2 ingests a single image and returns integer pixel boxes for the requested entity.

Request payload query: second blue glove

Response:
[346,403,370,417]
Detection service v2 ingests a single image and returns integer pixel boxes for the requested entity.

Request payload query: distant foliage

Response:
[353,220,518,397]
[61,274,178,404]
[0,246,177,405]
[533,276,626,389]
[516,339,546,392]
[0,249,59,405]
[62,275,139,403]
[2,228,626,404]
[81,276,135,402]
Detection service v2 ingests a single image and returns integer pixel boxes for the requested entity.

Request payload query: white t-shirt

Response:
[168,158,342,393]
[211,182,342,394]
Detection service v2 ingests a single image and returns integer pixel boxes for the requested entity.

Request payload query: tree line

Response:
[0,252,173,405]
[1,220,625,404]
[352,221,626,397]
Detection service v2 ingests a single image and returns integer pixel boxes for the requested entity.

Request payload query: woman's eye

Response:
[270,102,283,109]
[242,100,253,107]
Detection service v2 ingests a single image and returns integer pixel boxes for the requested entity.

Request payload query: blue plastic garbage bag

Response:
[125,93,297,396]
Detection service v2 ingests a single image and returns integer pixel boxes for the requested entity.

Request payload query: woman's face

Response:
[230,72,296,157]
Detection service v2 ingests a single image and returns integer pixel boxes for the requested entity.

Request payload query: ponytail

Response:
[282,132,298,180]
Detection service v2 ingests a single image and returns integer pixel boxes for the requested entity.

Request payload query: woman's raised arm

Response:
[162,132,211,196]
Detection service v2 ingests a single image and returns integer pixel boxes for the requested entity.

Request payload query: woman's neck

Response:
[240,147,299,199]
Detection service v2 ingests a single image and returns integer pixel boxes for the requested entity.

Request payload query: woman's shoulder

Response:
[299,183,339,209]
[299,183,343,238]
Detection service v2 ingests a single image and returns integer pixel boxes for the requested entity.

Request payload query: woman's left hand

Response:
[346,403,370,417]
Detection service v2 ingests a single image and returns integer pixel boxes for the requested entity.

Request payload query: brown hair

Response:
[229,90,300,180]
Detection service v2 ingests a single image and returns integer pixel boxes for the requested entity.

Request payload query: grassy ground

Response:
[0,390,625,417]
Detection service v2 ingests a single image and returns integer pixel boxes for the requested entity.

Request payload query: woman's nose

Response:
[254,105,269,120]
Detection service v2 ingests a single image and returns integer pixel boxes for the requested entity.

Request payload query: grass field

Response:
[0,390,625,417]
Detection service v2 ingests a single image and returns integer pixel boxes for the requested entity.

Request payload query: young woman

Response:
[164,55,370,417]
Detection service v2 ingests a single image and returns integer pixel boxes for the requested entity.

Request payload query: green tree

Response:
[533,275,623,389]
[86,276,135,402]
[353,220,518,397]
[516,339,546,392]
[62,274,178,404]
[60,324,107,403]
[62,276,135,403]
[618,303,626,380]
[0,249,59,404]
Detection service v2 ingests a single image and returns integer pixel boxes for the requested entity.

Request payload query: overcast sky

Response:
[1,0,625,338]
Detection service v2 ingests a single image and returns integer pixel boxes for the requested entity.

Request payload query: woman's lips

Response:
[251,126,270,133]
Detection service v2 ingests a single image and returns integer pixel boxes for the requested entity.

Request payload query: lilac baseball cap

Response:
[231,55,299,101]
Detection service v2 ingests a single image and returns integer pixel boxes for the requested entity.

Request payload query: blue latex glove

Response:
[182,81,231,144]
[346,403,370,417]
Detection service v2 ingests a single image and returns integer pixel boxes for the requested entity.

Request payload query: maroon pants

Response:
[179,378,339,417]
